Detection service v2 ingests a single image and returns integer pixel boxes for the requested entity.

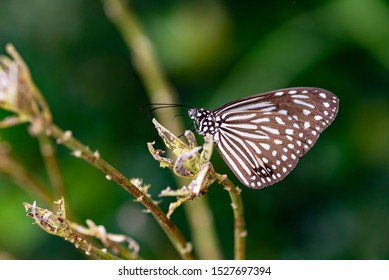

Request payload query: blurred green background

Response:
[0,0,389,259]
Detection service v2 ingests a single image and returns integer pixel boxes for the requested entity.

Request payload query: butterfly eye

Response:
[189,87,339,189]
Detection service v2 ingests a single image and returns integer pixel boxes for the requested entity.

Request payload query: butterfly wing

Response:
[212,87,339,189]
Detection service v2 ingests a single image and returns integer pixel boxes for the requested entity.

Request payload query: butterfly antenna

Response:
[140,103,193,117]
[177,122,195,138]
[170,113,187,131]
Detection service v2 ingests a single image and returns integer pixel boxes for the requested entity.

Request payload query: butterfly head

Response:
[188,108,218,136]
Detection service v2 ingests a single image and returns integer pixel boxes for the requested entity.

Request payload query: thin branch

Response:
[24,198,121,260]
[48,124,194,259]
[69,219,141,260]
[217,175,246,260]
[37,134,66,200]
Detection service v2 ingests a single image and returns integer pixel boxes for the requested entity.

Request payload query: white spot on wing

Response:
[260,106,277,112]
[274,139,283,145]
[225,123,258,129]
[274,91,284,96]
[246,140,262,154]
[251,117,270,123]
[261,125,280,135]
[292,99,315,108]
[259,143,270,150]
[275,117,285,125]
[292,95,309,98]
[227,113,257,121]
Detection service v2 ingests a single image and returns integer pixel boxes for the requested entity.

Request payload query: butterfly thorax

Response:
[188,108,220,137]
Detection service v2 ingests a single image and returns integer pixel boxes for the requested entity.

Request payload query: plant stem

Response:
[217,175,246,260]
[48,124,193,259]
[24,200,121,260]
[37,134,66,200]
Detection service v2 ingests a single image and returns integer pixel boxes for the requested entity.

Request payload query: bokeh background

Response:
[0,0,389,259]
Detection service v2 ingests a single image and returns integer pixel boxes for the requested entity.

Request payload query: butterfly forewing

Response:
[189,87,339,189]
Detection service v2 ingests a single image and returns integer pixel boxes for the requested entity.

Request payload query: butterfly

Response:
[188,87,339,189]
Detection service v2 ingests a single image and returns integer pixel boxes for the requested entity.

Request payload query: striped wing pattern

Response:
[189,87,339,189]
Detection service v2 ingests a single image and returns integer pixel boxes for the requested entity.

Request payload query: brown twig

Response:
[48,124,194,259]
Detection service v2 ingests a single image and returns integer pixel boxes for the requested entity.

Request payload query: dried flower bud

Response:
[0,60,18,111]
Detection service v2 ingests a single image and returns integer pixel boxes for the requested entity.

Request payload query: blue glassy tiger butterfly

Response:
[188,87,339,189]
